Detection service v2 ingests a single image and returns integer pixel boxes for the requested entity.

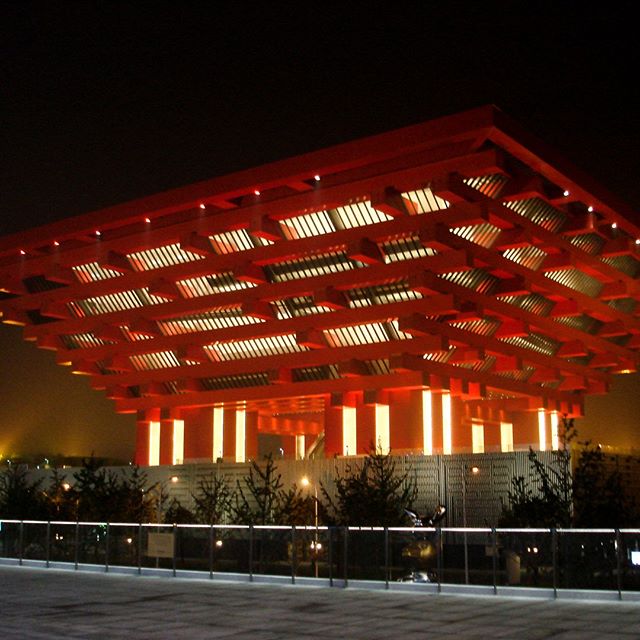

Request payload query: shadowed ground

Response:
[0,565,639,639]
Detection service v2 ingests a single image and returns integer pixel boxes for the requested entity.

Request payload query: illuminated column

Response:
[356,401,376,454]
[550,412,560,450]
[471,421,485,454]
[375,403,390,454]
[213,406,224,461]
[442,391,452,455]
[343,405,357,456]
[149,421,160,467]
[295,435,306,460]
[235,408,246,463]
[422,389,433,455]
[500,422,514,452]
[172,419,184,465]
[538,409,547,451]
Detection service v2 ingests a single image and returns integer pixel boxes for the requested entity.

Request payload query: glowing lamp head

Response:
[563,190,570,197]
[170,475,179,483]
[300,476,310,488]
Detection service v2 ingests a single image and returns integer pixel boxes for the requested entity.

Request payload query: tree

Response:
[0,464,45,519]
[501,416,639,528]
[501,418,575,528]
[42,468,76,520]
[573,442,637,528]
[233,454,284,525]
[163,497,195,524]
[320,448,417,526]
[192,472,233,525]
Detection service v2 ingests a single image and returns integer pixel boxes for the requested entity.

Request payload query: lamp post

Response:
[462,464,479,585]
[301,475,319,578]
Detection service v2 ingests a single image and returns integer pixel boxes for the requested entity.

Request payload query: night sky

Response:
[1,3,638,460]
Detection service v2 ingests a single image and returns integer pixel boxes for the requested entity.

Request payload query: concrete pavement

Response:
[1,565,639,639]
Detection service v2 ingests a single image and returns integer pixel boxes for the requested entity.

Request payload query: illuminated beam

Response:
[0,140,503,276]
[6,202,487,312]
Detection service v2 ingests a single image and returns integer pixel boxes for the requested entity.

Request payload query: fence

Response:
[2,519,640,600]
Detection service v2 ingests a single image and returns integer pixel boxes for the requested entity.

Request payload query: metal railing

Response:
[1,519,639,599]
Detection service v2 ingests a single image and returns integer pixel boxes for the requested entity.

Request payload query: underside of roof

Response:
[1,105,639,416]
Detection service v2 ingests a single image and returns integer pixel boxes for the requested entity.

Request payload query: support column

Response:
[389,390,423,454]
[159,417,174,466]
[135,419,150,466]
[223,407,237,461]
[452,396,472,453]
[324,397,343,457]
[356,400,376,454]
[245,411,259,461]
[182,407,214,463]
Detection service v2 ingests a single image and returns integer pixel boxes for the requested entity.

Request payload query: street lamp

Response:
[301,475,320,578]
[462,464,479,585]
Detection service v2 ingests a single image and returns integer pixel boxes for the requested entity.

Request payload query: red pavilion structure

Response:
[1,106,639,466]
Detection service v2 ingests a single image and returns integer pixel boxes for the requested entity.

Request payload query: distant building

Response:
[1,106,638,466]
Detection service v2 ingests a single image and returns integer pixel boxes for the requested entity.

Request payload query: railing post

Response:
[491,528,497,595]
[172,524,177,577]
[436,527,442,593]
[105,523,110,573]
[18,521,24,565]
[46,521,51,568]
[384,527,389,589]
[249,525,254,582]
[343,527,348,588]
[291,526,296,585]
[209,525,214,579]
[328,527,333,587]
[552,528,558,599]
[616,529,622,600]
[74,521,79,570]
[137,523,142,575]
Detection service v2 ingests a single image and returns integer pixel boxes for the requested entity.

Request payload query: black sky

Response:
[0,2,638,459]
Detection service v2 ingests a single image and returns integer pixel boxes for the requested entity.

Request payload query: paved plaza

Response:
[1,565,639,639]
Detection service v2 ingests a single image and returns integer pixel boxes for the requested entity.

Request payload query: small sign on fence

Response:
[147,532,174,558]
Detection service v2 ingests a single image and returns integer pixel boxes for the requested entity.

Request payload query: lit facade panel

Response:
[1,106,639,465]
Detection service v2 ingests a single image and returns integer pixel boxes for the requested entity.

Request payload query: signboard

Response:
[146,532,174,558]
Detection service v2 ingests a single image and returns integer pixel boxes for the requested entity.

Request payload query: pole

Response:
[463,470,469,585]
[314,484,319,578]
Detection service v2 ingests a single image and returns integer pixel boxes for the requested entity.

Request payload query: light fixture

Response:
[199,203,206,209]
[563,190,570,197]
[144,217,151,224]
[170,475,179,483]
[95,230,101,237]
[254,189,261,196]
[53,241,60,247]
[635,239,640,245]
[612,222,618,229]
[587,206,594,212]
[314,174,321,182]
[19,249,26,255]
